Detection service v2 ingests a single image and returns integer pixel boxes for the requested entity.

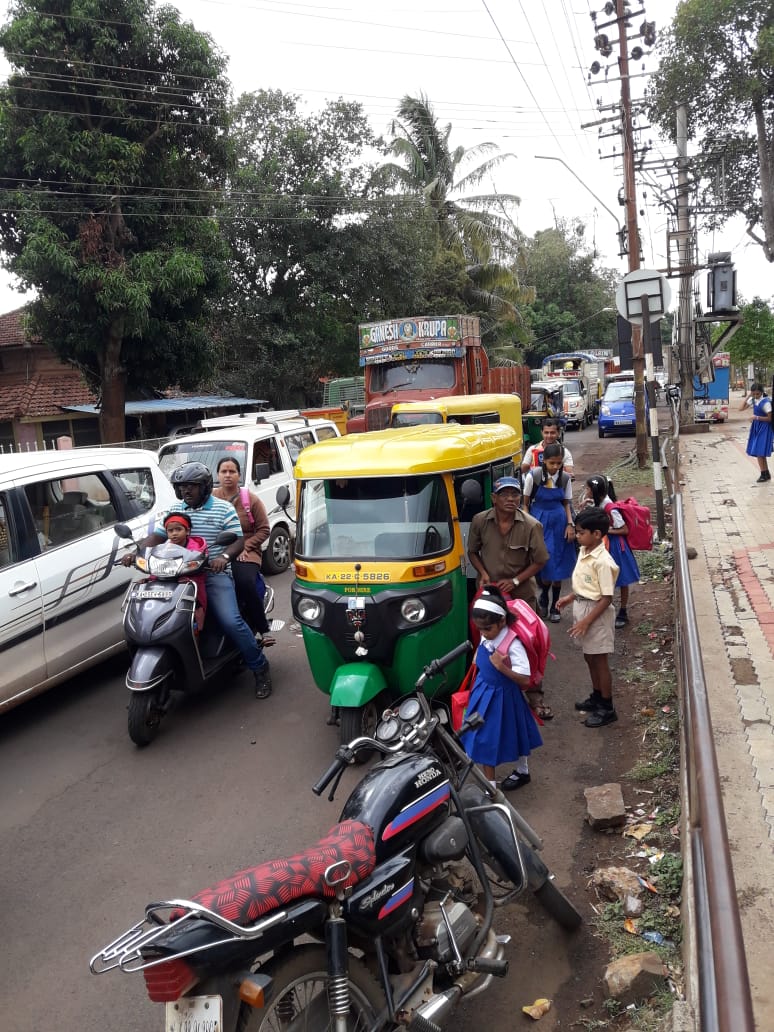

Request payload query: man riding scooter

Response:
[124,461,272,698]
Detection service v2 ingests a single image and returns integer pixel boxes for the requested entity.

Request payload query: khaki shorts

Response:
[573,597,614,654]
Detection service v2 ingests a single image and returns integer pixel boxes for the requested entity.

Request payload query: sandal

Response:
[259,635,277,648]
[533,702,554,721]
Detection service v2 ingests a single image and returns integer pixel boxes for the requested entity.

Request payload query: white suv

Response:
[0,448,177,714]
[157,417,341,574]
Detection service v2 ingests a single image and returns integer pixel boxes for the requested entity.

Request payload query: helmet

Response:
[170,461,213,502]
[563,360,574,370]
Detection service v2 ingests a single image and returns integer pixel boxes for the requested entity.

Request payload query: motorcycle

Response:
[90,642,581,1031]
[114,523,275,747]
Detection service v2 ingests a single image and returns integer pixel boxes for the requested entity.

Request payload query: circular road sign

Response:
[615,268,672,326]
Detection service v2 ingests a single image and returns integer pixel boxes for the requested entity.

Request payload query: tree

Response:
[516,223,617,366]
[725,298,774,378]
[647,0,774,263]
[0,0,232,442]
[211,90,438,405]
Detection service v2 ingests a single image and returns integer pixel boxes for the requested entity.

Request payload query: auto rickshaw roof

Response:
[391,393,522,417]
[295,423,521,478]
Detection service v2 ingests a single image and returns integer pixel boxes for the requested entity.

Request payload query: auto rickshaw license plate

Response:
[164,995,222,1031]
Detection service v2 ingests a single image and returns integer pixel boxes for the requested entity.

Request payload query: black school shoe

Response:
[501,771,531,791]
[584,705,618,728]
[575,691,601,711]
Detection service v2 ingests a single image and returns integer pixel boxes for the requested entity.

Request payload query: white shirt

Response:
[482,627,531,675]
[522,468,573,501]
[522,443,574,472]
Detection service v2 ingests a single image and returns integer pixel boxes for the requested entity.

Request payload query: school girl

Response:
[584,474,640,629]
[522,442,576,622]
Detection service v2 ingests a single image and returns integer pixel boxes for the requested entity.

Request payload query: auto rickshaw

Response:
[290,423,521,746]
[523,380,566,446]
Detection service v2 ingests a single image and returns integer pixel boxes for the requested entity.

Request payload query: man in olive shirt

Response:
[467,477,549,607]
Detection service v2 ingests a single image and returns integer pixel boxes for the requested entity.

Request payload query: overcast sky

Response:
[0,0,770,316]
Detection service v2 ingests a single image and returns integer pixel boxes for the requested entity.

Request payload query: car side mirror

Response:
[253,462,270,484]
[276,485,291,508]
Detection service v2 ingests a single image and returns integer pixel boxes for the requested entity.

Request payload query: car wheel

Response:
[263,525,291,575]
[598,426,605,438]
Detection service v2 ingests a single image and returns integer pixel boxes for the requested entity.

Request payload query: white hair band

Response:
[473,598,507,617]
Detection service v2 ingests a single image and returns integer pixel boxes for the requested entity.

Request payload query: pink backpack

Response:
[605,498,653,551]
[239,487,254,528]
[497,598,554,689]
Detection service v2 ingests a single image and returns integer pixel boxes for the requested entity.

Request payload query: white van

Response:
[157,417,340,574]
[0,448,177,714]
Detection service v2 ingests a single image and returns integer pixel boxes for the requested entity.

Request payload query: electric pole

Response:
[675,103,695,426]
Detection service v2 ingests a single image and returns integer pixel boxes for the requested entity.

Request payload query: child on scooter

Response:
[163,512,208,631]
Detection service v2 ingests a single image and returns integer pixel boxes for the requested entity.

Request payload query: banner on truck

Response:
[359,316,460,351]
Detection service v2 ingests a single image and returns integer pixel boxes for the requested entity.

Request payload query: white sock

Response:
[489,779,497,789]
[516,758,529,775]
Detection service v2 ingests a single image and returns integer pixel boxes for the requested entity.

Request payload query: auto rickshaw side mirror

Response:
[459,479,483,516]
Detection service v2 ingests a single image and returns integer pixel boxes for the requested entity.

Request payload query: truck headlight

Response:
[297,597,323,623]
[400,598,426,623]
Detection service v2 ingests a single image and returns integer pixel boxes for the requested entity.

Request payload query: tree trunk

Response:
[99,319,127,444]
[753,100,774,264]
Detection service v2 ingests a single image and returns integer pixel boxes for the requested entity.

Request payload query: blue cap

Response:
[492,476,521,494]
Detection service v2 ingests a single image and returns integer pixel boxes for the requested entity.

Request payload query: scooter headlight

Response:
[148,555,183,577]
[400,597,426,624]
[297,596,323,623]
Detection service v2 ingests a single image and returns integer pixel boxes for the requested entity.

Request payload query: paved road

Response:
[0,420,627,1032]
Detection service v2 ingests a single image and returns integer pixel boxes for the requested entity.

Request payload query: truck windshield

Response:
[369,360,456,394]
[297,475,453,559]
[391,411,444,427]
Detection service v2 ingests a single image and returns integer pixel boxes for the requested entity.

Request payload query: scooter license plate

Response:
[137,589,173,600]
[164,995,222,1031]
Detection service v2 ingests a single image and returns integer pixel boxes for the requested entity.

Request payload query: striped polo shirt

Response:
[164,496,243,559]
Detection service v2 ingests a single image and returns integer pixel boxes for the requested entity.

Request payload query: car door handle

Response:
[9,580,38,596]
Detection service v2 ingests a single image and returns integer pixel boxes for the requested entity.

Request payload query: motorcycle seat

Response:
[188,820,376,926]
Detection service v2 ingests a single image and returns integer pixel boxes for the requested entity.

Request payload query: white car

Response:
[0,448,177,714]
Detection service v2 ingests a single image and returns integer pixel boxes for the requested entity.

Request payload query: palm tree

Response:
[375,93,521,265]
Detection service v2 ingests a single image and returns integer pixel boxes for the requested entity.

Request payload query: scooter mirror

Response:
[114,523,134,540]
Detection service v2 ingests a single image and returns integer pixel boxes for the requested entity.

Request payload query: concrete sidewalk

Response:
[679,395,774,1028]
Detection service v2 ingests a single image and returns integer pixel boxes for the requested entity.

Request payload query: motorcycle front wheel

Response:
[236,945,384,1032]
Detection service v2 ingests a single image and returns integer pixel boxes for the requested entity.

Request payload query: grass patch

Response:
[638,546,674,581]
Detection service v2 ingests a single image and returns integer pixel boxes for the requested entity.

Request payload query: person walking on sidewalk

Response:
[740,384,773,483]
[556,507,620,728]
[583,474,641,630]
[522,443,576,623]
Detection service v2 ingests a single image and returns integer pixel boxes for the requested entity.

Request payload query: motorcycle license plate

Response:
[137,589,173,600]
[164,995,222,1031]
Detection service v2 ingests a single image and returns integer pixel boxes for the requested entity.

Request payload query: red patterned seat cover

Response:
[189,821,376,926]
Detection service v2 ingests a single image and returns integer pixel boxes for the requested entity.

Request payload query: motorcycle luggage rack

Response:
[89,899,289,975]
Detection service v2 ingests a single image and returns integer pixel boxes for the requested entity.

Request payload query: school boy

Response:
[555,507,620,728]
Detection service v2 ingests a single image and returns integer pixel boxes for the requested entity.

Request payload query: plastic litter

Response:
[522,999,552,1020]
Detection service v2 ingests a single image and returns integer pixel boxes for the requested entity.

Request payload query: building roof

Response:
[0,372,97,421]
[63,396,269,417]
[0,307,33,349]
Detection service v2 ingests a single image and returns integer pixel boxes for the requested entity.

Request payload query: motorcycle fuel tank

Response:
[339,753,451,863]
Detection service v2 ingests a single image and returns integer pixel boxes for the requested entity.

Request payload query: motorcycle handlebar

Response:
[312,751,350,796]
[415,640,472,689]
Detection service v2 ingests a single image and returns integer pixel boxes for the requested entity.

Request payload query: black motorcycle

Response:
[90,642,581,1030]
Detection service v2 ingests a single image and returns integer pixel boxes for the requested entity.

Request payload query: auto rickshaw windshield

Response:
[297,474,454,559]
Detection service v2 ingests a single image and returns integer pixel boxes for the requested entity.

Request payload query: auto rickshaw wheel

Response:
[339,701,380,764]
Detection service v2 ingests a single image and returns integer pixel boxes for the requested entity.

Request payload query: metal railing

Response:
[665,390,755,1032]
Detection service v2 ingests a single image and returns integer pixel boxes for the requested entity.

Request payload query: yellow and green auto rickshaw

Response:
[389,393,523,464]
[290,423,520,745]
[523,380,566,447]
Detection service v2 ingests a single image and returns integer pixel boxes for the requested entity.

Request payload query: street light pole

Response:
[534,155,623,236]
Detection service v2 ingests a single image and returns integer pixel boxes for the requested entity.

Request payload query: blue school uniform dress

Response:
[746,396,774,457]
[460,634,542,767]
[527,472,576,582]
[603,500,640,588]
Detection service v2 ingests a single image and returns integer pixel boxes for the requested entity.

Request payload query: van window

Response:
[469,412,499,425]
[159,441,249,481]
[314,425,338,442]
[284,431,315,465]
[0,494,12,568]
[253,438,282,477]
[24,472,118,549]
[112,467,157,515]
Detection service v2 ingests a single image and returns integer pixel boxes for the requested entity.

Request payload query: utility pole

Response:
[675,103,695,426]
[616,0,648,467]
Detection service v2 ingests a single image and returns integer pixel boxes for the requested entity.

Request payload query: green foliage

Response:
[0,0,232,439]
[647,0,774,261]
[725,298,774,376]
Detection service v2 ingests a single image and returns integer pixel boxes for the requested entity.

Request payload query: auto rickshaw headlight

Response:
[297,597,323,623]
[401,597,426,623]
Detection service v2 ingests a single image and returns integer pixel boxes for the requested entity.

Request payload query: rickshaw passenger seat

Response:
[374,532,417,557]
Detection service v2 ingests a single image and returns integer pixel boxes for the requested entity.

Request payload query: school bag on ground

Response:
[498,597,554,689]
[605,497,653,551]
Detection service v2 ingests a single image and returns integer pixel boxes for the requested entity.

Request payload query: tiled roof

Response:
[0,307,34,349]
[0,372,97,421]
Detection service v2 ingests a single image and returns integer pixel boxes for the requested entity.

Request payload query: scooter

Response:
[91,642,581,1031]
[114,524,275,747]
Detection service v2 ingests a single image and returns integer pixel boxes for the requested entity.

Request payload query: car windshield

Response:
[604,384,635,402]
[297,475,453,559]
[158,440,248,482]
[369,360,457,394]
